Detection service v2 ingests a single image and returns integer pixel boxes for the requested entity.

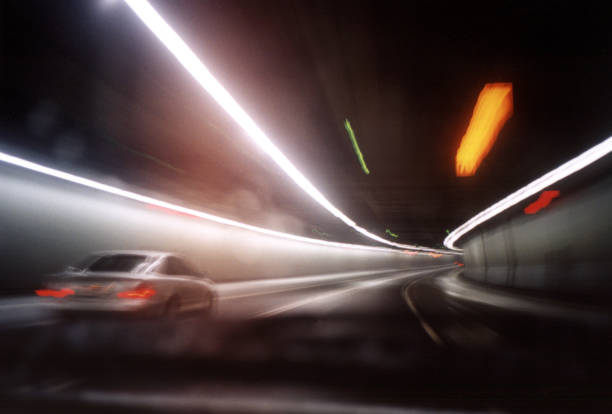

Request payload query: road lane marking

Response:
[218,266,450,300]
[403,281,444,346]
[253,285,363,318]
[218,269,410,300]
[219,270,405,300]
[254,267,455,318]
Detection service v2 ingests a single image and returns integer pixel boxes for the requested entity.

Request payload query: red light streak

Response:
[117,286,156,299]
[35,288,75,298]
[524,190,560,215]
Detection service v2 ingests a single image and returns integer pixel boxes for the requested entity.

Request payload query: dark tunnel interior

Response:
[2,1,612,413]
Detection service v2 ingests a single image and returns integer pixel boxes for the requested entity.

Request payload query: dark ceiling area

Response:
[2,0,612,248]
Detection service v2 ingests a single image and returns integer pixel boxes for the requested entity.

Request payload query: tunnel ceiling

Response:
[2,0,612,248]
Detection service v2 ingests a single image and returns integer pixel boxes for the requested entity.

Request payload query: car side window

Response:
[180,259,200,277]
[161,256,198,277]
[164,257,182,275]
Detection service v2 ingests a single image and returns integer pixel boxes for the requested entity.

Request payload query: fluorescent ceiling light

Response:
[0,150,451,255]
[123,0,449,253]
[445,136,612,250]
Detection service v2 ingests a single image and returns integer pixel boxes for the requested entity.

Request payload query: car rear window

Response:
[87,255,147,272]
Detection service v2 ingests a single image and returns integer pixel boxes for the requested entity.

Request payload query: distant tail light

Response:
[117,285,156,299]
[35,288,75,298]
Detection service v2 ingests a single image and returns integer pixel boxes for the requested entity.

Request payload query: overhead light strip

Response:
[123,0,448,254]
[0,150,449,255]
[445,136,612,250]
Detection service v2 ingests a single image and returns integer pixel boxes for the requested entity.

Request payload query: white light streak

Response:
[123,0,450,254]
[0,150,450,255]
[445,136,612,250]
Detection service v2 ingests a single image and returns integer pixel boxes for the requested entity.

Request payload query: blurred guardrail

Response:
[0,164,454,292]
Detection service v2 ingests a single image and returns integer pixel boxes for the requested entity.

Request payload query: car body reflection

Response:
[36,251,216,319]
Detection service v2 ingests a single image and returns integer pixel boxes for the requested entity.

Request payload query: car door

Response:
[162,256,206,311]
[177,259,213,310]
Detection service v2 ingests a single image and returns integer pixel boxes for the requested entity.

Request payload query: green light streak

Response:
[385,229,398,238]
[344,119,370,175]
[311,225,331,239]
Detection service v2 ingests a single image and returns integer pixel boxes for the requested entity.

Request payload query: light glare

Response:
[122,0,448,253]
[445,136,612,250]
[456,83,513,177]
[0,150,450,255]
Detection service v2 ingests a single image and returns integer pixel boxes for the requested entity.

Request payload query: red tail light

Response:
[117,285,156,299]
[35,288,75,298]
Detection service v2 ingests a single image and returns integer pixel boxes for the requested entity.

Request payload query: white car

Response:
[36,251,216,318]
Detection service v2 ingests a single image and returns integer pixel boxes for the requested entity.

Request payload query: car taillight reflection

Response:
[117,285,156,299]
[35,288,75,298]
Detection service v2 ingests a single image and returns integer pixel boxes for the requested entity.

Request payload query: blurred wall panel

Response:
[460,174,612,297]
[0,165,452,290]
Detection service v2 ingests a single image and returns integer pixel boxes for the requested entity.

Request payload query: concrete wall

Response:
[0,164,454,290]
[459,173,612,297]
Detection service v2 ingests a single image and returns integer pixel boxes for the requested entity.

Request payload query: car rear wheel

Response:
[200,290,215,318]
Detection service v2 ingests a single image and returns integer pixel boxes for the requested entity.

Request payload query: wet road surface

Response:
[3,265,612,413]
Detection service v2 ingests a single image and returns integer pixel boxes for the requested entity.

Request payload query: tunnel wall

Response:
[459,173,612,297]
[0,165,455,290]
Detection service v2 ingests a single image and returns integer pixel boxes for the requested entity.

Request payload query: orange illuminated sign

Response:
[456,83,513,176]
